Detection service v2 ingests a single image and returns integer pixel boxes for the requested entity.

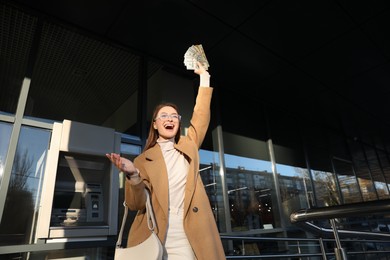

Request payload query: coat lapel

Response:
[144,145,169,219]
[175,140,199,217]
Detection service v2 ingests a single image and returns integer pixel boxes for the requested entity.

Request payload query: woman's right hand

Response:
[105,153,137,174]
[194,61,209,76]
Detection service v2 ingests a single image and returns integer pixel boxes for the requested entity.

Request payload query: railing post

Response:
[330,219,348,260]
[318,237,328,259]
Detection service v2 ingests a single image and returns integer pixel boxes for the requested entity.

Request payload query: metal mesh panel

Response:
[0,3,37,113]
[28,21,141,124]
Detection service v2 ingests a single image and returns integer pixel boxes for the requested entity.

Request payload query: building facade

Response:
[1,2,390,259]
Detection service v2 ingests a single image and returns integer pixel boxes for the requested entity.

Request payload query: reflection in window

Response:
[364,144,390,199]
[348,140,378,201]
[338,174,362,203]
[374,181,390,199]
[276,164,310,224]
[0,122,12,185]
[333,158,362,203]
[199,150,223,231]
[227,167,274,231]
[312,170,340,207]
[200,150,275,232]
[0,126,50,245]
[376,149,390,193]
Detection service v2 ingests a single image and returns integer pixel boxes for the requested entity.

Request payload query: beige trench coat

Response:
[124,87,226,260]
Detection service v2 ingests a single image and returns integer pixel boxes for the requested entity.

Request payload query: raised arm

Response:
[186,62,213,147]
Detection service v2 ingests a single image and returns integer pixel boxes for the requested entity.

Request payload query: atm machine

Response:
[35,120,120,242]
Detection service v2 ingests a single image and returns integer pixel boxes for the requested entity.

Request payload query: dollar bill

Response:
[183,44,209,70]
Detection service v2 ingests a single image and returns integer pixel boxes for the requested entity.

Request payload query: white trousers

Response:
[163,208,196,260]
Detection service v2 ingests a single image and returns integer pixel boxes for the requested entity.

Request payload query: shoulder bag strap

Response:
[116,189,156,247]
[144,189,157,231]
[116,201,128,247]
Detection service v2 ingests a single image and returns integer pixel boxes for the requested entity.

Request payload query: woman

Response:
[106,62,226,259]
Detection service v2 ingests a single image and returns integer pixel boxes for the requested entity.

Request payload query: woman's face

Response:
[153,106,181,141]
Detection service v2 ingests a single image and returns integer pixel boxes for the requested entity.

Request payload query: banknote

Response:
[183,44,209,70]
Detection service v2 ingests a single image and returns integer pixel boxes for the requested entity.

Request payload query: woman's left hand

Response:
[106,153,137,174]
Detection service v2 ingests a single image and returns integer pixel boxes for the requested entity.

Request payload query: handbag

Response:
[115,189,164,260]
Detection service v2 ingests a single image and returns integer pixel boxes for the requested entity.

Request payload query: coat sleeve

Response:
[186,87,213,148]
[124,156,147,210]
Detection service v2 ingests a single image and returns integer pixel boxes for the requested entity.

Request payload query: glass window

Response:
[220,132,274,232]
[333,158,362,203]
[364,144,389,199]
[377,149,390,193]
[226,157,275,231]
[0,121,12,185]
[275,162,310,224]
[303,124,340,208]
[311,169,340,207]
[0,126,51,245]
[199,150,224,231]
[348,140,377,201]
[269,107,312,225]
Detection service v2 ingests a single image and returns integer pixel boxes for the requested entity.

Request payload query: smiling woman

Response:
[106,62,226,260]
[151,106,182,143]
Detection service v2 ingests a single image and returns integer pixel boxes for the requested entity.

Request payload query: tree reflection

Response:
[0,149,34,245]
[9,150,33,191]
[312,170,340,206]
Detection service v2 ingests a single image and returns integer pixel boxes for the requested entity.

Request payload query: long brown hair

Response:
[143,102,181,151]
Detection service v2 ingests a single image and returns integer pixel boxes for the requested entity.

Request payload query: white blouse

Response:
[157,138,189,211]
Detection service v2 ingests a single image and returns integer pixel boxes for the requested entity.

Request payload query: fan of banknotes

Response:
[183,44,209,70]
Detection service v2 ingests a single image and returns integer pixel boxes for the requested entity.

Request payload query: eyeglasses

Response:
[155,113,181,121]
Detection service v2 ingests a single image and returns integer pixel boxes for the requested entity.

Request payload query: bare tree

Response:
[9,149,33,191]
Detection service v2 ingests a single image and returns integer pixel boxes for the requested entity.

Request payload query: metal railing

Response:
[289,198,390,260]
[220,199,390,259]
[221,235,390,259]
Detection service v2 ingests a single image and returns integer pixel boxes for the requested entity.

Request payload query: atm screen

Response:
[53,191,85,209]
